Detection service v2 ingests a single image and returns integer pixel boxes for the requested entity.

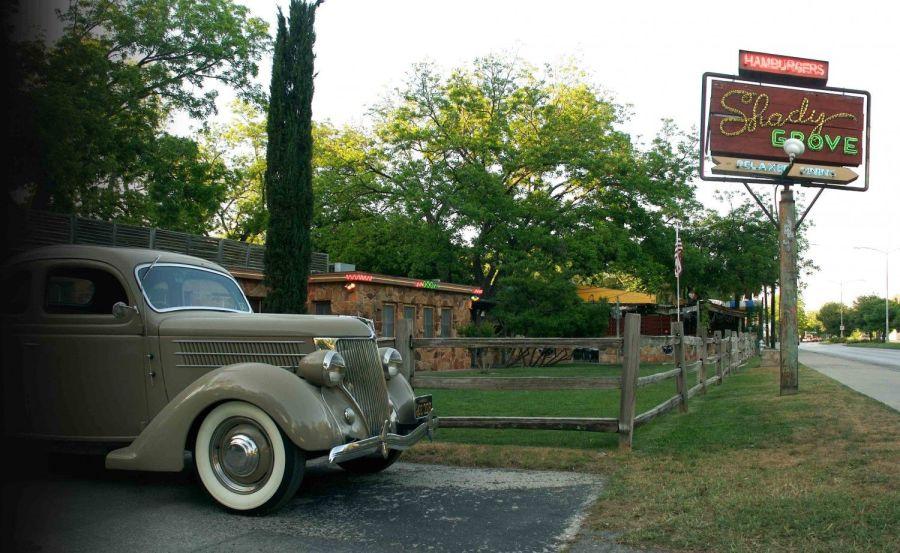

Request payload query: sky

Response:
[16,0,900,310]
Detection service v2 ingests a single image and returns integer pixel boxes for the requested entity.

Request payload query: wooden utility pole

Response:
[778,187,799,394]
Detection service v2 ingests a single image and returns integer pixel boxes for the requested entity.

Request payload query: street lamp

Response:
[828,278,865,338]
[853,246,899,342]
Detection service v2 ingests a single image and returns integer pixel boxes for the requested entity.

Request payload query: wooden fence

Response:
[381,313,755,450]
[7,208,329,273]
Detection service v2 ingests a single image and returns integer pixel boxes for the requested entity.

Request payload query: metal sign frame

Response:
[699,72,871,192]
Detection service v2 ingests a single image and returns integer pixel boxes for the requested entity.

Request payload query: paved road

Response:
[800,342,900,370]
[799,343,900,411]
[2,455,608,553]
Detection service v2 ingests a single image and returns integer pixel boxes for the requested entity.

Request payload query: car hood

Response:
[157,312,373,338]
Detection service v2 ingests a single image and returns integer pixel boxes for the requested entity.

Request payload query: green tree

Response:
[817,302,845,337]
[311,57,697,295]
[204,100,269,242]
[798,303,823,336]
[848,295,900,340]
[491,273,610,365]
[263,0,319,313]
[492,275,610,338]
[12,0,269,226]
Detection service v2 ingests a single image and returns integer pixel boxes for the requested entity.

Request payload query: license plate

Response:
[414,395,433,418]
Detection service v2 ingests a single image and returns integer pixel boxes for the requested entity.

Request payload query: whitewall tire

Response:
[194,401,304,514]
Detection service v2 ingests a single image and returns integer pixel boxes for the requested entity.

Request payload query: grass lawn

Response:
[846,342,900,350]
[405,360,900,552]
[417,363,684,449]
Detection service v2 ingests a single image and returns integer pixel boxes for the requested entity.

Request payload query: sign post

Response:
[699,52,871,395]
[778,187,799,393]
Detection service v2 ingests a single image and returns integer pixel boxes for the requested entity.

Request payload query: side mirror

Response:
[112,301,140,320]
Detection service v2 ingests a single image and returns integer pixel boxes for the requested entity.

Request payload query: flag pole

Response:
[676,225,681,323]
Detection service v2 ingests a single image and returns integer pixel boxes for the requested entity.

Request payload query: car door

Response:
[19,260,148,441]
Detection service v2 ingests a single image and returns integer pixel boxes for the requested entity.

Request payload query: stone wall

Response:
[307,280,474,371]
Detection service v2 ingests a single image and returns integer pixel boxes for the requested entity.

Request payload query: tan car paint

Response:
[106,363,346,471]
[2,245,421,473]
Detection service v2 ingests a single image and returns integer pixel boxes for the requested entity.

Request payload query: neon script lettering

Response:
[719,89,856,138]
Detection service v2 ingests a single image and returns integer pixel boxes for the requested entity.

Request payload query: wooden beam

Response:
[672,321,688,413]
[698,327,708,395]
[715,330,724,384]
[637,367,681,387]
[438,416,619,433]
[634,395,682,428]
[618,313,641,451]
[411,337,623,349]
[412,376,621,391]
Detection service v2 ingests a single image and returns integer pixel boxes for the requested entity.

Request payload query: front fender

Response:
[106,363,342,472]
[387,373,418,424]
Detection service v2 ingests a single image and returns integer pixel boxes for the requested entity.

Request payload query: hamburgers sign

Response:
[700,52,870,190]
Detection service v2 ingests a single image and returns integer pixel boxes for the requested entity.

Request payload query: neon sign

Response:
[739,50,828,83]
[708,80,864,167]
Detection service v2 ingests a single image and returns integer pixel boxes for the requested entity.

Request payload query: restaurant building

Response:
[232,269,483,371]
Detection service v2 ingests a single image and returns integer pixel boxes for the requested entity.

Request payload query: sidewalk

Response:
[799,349,900,411]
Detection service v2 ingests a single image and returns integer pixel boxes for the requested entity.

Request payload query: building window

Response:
[314,301,332,315]
[382,304,395,337]
[403,305,415,335]
[423,307,434,338]
[441,308,452,338]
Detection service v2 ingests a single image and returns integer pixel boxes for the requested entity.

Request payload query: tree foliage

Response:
[848,295,900,340]
[817,302,845,336]
[10,0,269,228]
[491,275,610,338]
[312,57,698,302]
[204,101,269,242]
[263,0,317,313]
[680,201,779,302]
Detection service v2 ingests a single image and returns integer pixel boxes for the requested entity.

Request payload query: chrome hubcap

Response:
[209,417,273,494]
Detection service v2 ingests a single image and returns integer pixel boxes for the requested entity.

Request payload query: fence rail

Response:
[9,208,329,273]
[395,314,755,450]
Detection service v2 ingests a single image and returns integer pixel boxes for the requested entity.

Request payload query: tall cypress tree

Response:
[263,1,320,313]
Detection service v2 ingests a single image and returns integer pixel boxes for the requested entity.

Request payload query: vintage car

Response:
[1,245,435,514]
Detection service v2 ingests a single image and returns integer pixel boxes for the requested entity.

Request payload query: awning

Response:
[577,286,656,305]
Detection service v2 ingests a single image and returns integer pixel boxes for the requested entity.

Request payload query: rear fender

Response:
[106,363,342,472]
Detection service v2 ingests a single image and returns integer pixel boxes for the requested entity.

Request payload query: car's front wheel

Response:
[194,401,304,514]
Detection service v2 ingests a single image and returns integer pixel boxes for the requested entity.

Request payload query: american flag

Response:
[674,235,684,277]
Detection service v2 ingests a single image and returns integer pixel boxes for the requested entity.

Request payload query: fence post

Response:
[397,318,414,381]
[618,313,641,452]
[672,321,688,412]
[698,327,708,395]
[715,330,724,385]
[724,330,733,376]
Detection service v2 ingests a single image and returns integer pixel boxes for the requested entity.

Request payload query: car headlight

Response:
[378,347,402,379]
[297,349,345,387]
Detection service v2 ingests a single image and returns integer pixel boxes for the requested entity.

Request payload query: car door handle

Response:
[23,342,39,348]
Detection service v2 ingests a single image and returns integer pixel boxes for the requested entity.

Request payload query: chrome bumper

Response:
[328,412,437,464]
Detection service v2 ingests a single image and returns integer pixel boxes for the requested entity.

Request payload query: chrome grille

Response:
[173,340,308,369]
[336,338,392,436]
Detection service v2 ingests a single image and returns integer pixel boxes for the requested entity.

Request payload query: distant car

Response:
[1,245,435,514]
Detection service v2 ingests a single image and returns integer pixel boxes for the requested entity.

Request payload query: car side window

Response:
[44,267,129,315]
[1,270,31,315]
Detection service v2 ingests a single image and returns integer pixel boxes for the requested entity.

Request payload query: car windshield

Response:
[136,264,251,313]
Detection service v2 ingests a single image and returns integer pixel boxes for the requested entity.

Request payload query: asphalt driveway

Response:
[2,454,605,552]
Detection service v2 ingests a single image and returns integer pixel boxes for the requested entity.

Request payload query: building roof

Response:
[577,286,656,305]
[309,271,482,296]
